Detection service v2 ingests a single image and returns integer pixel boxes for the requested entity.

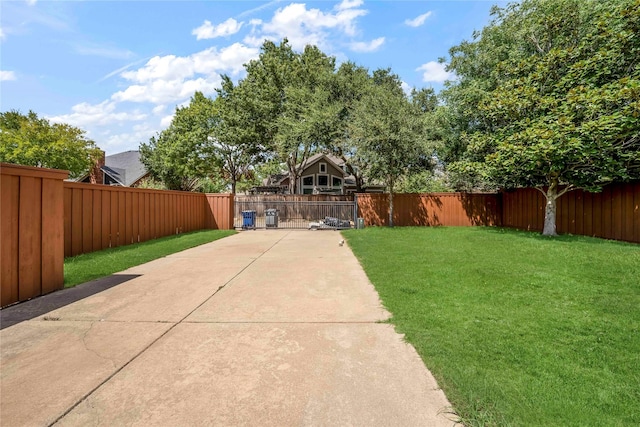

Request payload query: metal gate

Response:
[234,195,357,230]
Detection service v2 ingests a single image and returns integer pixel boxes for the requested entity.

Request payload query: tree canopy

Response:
[444,0,640,234]
[225,40,340,193]
[0,110,101,179]
[140,92,221,191]
[349,69,430,226]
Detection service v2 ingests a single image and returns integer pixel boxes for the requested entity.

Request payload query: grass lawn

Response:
[64,229,236,288]
[343,227,640,427]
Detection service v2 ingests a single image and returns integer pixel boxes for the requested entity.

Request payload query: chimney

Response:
[89,150,105,184]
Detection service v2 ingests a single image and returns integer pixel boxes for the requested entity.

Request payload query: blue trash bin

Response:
[242,210,256,229]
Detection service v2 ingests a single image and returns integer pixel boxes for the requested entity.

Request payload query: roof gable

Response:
[300,153,346,176]
[103,150,147,186]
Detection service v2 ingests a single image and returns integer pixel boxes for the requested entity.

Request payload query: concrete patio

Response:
[1,230,456,426]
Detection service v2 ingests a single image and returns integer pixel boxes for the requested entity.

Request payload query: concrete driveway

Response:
[1,230,456,426]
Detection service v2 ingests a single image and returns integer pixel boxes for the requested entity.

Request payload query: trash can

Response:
[357,217,365,229]
[265,208,278,228]
[242,210,256,229]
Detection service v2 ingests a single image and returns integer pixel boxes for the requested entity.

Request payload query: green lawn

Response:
[64,229,236,288]
[343,227,640,427]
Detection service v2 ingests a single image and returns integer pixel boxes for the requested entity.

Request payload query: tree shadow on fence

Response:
[459,193,502,226]
[401,193,444,226]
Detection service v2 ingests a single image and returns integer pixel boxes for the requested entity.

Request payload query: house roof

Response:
[301,153,346,176]
[103,150,148,186]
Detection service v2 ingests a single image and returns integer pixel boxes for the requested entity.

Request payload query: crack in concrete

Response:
[81,321,117,371]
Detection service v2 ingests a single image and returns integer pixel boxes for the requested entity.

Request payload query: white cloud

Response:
[112,43,258,104]
[401,81,412,96]
[254,1,368,50]
[1,70,17,81]
[25,0,37,5]
[160,115,174,128]
[416,61,453,83]
[48,100,147,127]
[192,18,243,40]
[335,0,363,11]
[101,125,156,153]
[349,37,384,53]
[120,54,194,84]
[405,12,432,28]
[98,57,151,83]
[0,28,6,41]
[111,77,221,104]
[152,105,166,115]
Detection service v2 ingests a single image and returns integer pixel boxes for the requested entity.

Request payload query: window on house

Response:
[303,176,314,186]
[332,177,342,187]
[319,163,327,173]
[318,175,328,186]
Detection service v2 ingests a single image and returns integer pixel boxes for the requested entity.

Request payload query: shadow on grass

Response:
[476,226,639,247]
[0,274,140,330]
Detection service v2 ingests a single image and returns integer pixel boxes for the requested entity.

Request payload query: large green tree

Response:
[227,40,339,193]
[0,110,101,178]
[446,0,640,235]
[326,61,372,192]
[214,77,264,194]
[140,92,220,191]
[349,70,428,226]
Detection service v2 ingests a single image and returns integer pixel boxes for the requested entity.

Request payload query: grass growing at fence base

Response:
[343,227,640,426]
[64,229,235,288]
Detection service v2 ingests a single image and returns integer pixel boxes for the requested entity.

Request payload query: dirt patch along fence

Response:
[1,164,68,307]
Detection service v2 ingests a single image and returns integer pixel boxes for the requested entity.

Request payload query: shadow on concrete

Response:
[0,274,141,330]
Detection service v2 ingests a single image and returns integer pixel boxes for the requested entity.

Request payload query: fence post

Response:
[1,163,68,307]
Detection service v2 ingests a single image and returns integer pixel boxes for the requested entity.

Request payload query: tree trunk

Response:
[288,171,298,194]
[542,194,557,236]
[388,179,394,227]
[231,180,236,195]
[542,179,559,236]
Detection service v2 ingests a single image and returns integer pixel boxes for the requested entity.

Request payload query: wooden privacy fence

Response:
[1,164,68,307]
[356,182,640,243]
[356,193,501,227]
[2,160,638,308]
[64,183,206,256]
[502,183,640,243]
[1,163,234,307]
[64,184,234,257]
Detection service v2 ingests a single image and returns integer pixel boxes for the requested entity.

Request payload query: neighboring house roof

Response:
[103,151,148,186]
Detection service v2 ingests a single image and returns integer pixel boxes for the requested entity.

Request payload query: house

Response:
[78,150,150,187]
[252,153,385,195]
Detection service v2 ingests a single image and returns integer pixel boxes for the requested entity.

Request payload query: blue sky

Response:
[1,0,506,155]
